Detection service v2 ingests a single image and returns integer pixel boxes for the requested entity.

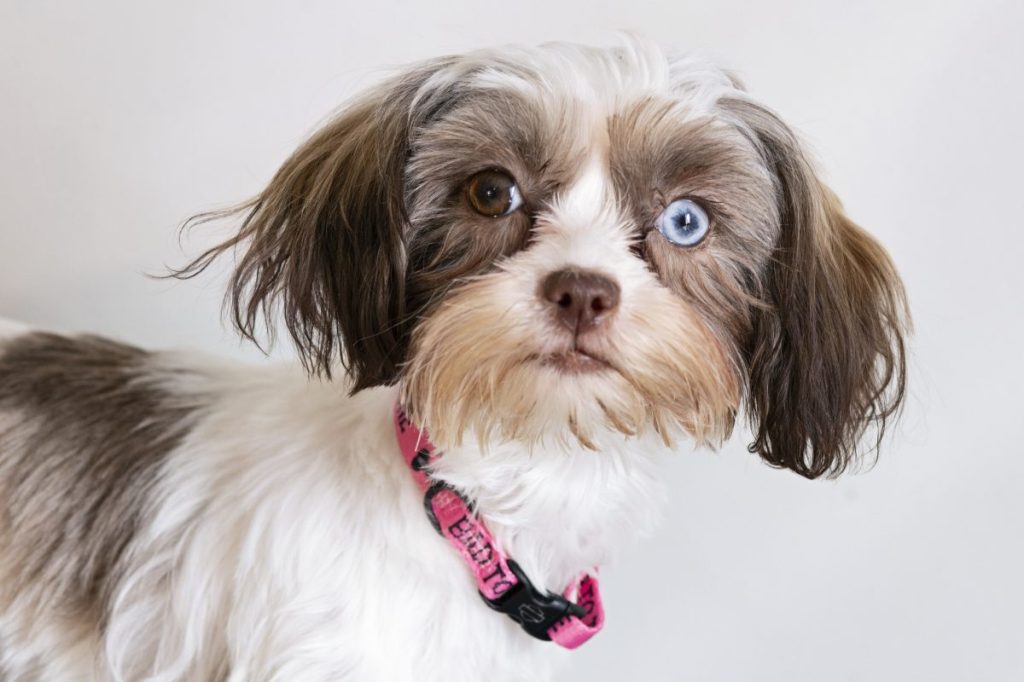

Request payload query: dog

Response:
[0,38,908,680]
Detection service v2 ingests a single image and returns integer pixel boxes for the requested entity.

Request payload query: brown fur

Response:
[172,58,459,390]
[722,98,910,478]
[0,333,200,631]
[404,86,589,332]
[608,98,778,349]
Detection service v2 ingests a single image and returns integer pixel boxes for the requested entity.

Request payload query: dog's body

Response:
[1,327,653,680]
[0,39,907,680]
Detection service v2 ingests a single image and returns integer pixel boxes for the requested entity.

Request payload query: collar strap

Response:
[393,402,604,649]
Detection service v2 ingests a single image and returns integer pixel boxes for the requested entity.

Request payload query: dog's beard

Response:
[400,271,740,451]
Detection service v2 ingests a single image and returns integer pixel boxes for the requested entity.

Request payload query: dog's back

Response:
[0,327,202,678]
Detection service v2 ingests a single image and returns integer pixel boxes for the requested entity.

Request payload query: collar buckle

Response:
[482,559,586,641]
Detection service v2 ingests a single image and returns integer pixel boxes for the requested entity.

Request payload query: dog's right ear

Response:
[174,59,454,390]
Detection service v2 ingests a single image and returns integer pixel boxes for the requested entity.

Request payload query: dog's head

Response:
[180,40,908,478]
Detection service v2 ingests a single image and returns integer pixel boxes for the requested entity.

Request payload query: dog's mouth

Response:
[540,348,611,374]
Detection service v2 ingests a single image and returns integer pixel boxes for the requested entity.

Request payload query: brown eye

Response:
[465,170,523,217]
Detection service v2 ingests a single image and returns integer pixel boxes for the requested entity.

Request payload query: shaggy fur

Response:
[0,38,908,680]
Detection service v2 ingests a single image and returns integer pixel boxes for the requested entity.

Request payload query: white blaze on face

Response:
[541,158,622,272]
[523,120,648,311]
[560,152,609,220]
[528,111,627,270]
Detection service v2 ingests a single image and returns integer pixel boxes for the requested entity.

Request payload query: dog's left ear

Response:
[723,98,910,479]
[176,59,454,390]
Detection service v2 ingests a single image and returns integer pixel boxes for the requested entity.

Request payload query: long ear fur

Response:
[173,60,452,390]
[725,98,910,479]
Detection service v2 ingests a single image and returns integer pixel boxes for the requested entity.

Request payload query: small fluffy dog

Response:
[0,39,908,680]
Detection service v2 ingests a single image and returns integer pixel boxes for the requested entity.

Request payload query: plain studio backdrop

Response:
[2,1,1022,680]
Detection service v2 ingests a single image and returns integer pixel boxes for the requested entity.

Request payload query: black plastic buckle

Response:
[482,559,586,641]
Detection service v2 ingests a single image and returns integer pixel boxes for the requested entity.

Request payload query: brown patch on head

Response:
[403,85,590,328]
[0,333,199,630]
[609,97,777,343]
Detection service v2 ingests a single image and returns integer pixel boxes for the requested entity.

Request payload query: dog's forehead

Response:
[410,44,747,188]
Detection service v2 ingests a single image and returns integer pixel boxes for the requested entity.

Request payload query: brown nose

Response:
[541,269,621,333]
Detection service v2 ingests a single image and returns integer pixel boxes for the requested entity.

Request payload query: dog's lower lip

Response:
[542,350,609,374]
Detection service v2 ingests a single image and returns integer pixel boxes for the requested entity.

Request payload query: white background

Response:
[2,1,1022,680]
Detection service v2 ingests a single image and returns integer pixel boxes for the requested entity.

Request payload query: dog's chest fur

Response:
[0,329,665,681]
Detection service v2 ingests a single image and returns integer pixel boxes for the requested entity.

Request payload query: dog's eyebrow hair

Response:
[0,332,202,630]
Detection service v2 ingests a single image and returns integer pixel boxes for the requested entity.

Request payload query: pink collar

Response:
[393,402,604,649]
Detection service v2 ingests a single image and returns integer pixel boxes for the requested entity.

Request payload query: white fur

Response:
[88,356,667,681]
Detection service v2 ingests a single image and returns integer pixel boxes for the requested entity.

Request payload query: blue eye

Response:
[656,199,710,247]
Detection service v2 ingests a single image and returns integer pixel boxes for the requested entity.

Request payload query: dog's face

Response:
[182,41,908,478]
